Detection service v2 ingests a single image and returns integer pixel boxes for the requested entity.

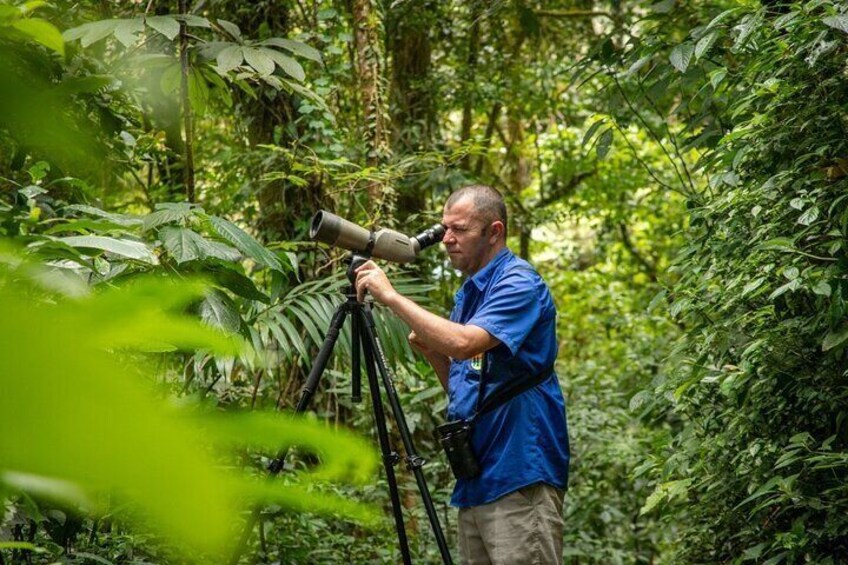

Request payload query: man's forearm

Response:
[382,291,478,360]
[421,349,450,390]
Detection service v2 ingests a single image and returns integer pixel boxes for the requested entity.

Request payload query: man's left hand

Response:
[354,260,397,304]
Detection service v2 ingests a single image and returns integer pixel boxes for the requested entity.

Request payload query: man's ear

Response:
[489,221,505,243]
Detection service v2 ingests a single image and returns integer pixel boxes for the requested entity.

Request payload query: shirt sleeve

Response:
[466,270,542,356]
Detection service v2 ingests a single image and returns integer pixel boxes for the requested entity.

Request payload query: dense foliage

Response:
[3,0,848,563]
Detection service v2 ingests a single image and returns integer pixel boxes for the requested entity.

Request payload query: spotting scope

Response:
[310,210,445,263]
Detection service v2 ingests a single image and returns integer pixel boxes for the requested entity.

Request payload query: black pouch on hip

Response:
[436,419,481,480]
[437,355,555,482]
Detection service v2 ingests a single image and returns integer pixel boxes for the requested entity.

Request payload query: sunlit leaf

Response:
[57,236,158,265]
[669,43,694,72]
[11,18,64,55]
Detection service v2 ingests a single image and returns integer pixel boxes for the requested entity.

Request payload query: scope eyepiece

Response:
[412,224,446,254]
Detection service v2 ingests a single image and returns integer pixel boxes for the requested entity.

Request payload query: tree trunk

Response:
[178,0,195,202]
[388,0,437,152]
[459,2,483,170]
[352,0,389,216]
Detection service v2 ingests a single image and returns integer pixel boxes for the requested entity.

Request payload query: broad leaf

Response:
[242,46,275,76]
[58,236,158,265]
[823,15,848,34]
[261,47,305,81]
[669,43,695,72]
[823,326,848,351]
[11,18,64,55]
[216,44,243,73]
[200,290,242,333]
[159,227,241,264]
[66,205,143,227]
[143,203,198,231]
[146,16,180,41]
[261,37,322,63]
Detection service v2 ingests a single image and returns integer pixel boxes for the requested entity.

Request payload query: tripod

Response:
[231,253,453,565]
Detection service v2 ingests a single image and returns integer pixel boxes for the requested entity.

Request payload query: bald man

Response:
[355,185,569,565]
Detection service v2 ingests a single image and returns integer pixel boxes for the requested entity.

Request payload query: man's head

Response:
[442,185,508,276]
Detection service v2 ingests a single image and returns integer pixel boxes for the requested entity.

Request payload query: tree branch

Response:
[536,10,613,20]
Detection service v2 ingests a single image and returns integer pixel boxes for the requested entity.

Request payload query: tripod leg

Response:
[359,305,454,565]
[351,299,362,403]
[359,312,413,565]
[229,303,349,565]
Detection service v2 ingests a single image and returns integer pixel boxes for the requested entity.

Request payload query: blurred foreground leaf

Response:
[0,247,378,558]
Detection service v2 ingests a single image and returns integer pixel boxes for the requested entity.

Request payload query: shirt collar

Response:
[468,248,512,291]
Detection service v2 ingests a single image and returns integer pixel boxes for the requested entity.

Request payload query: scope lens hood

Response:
[310,210,340,244]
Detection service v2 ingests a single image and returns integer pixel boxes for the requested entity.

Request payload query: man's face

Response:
[441,197,492,276]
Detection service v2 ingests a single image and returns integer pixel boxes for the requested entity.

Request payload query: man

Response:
[354,185,569,564]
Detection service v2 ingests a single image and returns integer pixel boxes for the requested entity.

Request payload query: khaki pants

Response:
[458,482,565,565]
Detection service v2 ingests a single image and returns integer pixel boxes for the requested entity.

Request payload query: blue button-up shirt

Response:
[447,248,570,508]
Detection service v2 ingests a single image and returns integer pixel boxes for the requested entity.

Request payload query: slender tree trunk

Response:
[459,3,482,169]
[178,0,195,202]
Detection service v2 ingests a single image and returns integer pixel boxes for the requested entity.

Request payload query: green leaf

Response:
[582,119,606,146]
[823,326,848,351]
[208,216,284,272]
[596,128,613,159]
[11,18,64,56]
[242,46,275,76]
[669,43,694,72]
[813,281,832,297]
[261,47,305,81]
[57,236,158,265]
[216,45,243,73]
[200,290,242,333]
[143,203,198,231]
[207,264,269,303]
[63,20,119,48]
[159,227,241,264]
[759,238,795,252]
[280,79,327,110]
[216,19,241,40]
[18,1,47,15]
[621,55,652,78]
[177,14,211,28]
[768,279,799,301]
[710,68,727,89]
[66,205,143,227]
[742,277,765,295]
[260,37,322,63]
[145,15,180,41]
[743,543,767,561]
[694,31,718,60]
[798,206,820,226]
[823,15,848,34]
[113,18,144,47]
[734,476,782,510]
[273,311,309,360]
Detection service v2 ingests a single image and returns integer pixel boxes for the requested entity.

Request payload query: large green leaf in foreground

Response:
[0,261,377,558]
